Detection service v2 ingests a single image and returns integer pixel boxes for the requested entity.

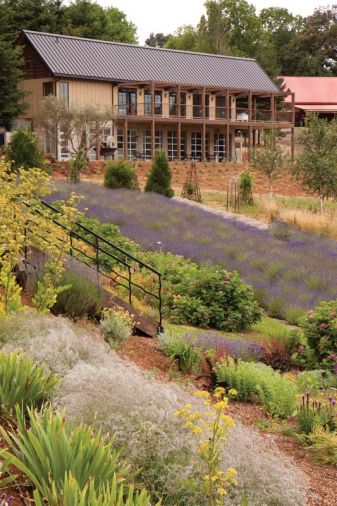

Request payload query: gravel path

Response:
[174,196,269,230]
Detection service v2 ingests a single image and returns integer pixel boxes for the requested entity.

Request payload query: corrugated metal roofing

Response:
[23,30,279,92]
[283,76,337,104]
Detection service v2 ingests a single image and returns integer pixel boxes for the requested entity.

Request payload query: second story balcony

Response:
[113,103,293,124]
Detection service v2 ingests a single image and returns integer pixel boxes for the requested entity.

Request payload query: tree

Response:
[35,96,113,159]
[281,6,337,76]
[145,32,170,48]
[145,150,174,198]
[104,160,138,190]
[0,0,64,44]
[5,129,44,171]
[251,129,285,197]
[63,0,137,43]
[292,114,337,212]
[165,25,200,52]
[0,41,27,128]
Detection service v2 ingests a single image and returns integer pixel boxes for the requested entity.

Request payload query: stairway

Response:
[24,201,163,338]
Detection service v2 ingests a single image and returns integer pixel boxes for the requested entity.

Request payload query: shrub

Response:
[239,170,253,204]
[215,357,297,418]
[181,333,265,363]
[297,393,336,436]
[69,149,87,183]
[270,221,293,241]
[299,300,337,367]
[5,128,44,171]
[159,333,202,373]
[53,271,103,319]
[145,253,261,332]
[259,330,301,371]
[295,370,331,394]
[0,406,130,500]
[104,159,138,190]
[306,428,337,465]
[0,351,57,416]
[33,473,158,506]
[100,307,134,344]
[145,150,174,197]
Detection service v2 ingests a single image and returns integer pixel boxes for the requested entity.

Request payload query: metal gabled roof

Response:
[22,30,279,92]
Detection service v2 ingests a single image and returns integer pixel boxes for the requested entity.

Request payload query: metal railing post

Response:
[158,273,163,334]
[128,265,132,306]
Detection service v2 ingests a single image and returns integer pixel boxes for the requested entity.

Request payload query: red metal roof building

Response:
[282,76,337,124]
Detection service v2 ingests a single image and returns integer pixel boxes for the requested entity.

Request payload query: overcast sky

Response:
[100,0,326,43]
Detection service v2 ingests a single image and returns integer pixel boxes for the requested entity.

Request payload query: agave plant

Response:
[0,406,130,498]
[0,351,57,416]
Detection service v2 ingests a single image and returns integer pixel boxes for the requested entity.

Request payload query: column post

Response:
[151,81,155,159]
[248,91,252,161]
[177,84,181,161]
[202,86,206,162]
[226,89,230,162]
[124,118,128,159]
[291,92,295,162]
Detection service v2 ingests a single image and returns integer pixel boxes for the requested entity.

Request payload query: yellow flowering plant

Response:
[0,158,82,315]
[174,387,237,505]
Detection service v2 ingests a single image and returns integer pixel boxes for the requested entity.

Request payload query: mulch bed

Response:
[117,334,337,506]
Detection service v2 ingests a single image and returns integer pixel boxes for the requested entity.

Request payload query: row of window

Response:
[116,130,227,161]
[118,89,227,118]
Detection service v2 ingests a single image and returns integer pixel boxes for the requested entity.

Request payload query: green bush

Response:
[306,429,337,465]
[299,300,337,367]
[239,170,253,204]
[146,253,261,332]
[0,406,130,500]
[145,150,174,197]
[159,333,202,373]
[100,307,134,345]
[104,159,138,190]
[33,472,158,506]
[0,352,57,416]
[215,357,297,418]
[295,370,330,394]
[53,271,103,318]
[5,128,44,171]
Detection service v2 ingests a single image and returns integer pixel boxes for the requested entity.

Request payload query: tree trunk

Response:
[320,194,324,214]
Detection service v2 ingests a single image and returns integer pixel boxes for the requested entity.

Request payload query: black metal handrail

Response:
[23,200,163,331]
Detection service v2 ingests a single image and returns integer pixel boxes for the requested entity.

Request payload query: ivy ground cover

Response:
[49,183,337,320]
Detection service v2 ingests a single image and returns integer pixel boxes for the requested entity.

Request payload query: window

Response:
[59,130,69,159]
[167,130,177,161]
[193,94,202,118]
[116,129,137,159]
[58,82,69,106]
[154,91,162,115]
[216,96,226,119]
[143,130,163,159]
[144,91,151,115]
[169,92,177,116]
[214,133,225,161]
[181,131,186,159]
[180,93,186,117]
[118,89,137,115]
[143,130,152,159]
[43,82,54,97]
[191,132,202,159]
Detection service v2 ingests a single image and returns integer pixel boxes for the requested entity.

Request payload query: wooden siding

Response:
[20,40,52,79]
[68,80,112,108]
[19,77,55,118]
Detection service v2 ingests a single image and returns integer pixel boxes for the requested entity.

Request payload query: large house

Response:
[17,30,295,162]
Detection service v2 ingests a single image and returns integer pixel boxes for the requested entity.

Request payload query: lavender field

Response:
[49,182,337,319]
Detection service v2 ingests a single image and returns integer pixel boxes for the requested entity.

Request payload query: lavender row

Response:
[49,183,337,318]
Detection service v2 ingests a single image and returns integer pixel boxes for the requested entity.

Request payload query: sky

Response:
[101,0,326,43]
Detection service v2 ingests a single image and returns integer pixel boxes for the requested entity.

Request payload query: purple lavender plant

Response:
[48,183,337,319]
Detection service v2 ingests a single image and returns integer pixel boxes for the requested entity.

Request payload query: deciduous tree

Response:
[292,114,337,212]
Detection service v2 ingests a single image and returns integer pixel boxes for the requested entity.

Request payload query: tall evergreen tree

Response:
[0,41,27,128]
[145,151,174,198]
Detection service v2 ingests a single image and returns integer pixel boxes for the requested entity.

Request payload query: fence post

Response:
[158,273,163,334]
[128,265,132,306]
[69,231,73,257]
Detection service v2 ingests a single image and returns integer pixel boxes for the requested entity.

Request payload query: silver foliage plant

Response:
[0,312,309,506]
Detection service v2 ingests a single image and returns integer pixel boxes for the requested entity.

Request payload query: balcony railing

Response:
[113,104,293,124]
